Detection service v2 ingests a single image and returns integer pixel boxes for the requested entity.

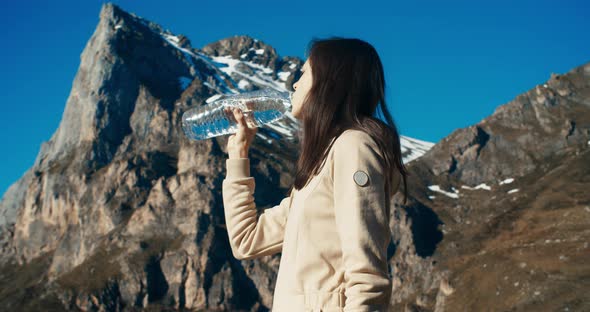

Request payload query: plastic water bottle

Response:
[181,88,293,141]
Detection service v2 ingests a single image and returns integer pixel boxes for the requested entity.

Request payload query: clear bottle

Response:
[181,88,293,141]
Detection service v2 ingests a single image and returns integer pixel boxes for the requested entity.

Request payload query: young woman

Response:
[222,37,408,312]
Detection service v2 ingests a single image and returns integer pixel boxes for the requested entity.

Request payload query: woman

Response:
[222,37,408,312]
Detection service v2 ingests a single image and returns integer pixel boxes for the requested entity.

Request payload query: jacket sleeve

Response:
[331,133,392,311]
[222,158,292,260]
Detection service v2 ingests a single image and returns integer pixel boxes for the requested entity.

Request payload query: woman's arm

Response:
[331,132,393,311]
[222,157,292,260]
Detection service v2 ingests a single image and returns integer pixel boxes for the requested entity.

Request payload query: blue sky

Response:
[0,0,588,196]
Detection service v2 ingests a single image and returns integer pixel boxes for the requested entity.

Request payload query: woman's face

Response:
[291,60,312,120]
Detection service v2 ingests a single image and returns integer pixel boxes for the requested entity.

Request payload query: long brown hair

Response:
[289,36,409,204]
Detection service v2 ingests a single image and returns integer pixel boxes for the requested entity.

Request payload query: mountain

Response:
[0,3,436,311]
[389,62,590,310]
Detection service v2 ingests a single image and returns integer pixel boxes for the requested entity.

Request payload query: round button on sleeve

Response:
[353,170,370,187]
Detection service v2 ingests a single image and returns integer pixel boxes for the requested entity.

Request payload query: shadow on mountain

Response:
[402,201,444,258]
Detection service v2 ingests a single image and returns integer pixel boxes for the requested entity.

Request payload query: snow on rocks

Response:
[238,79,250,89]
[460,183,491,191]
[277,71,291,81]
[402,136,436,164]
[427,185,459,199]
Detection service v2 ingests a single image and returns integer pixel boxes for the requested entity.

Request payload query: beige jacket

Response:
[222,129,401,312]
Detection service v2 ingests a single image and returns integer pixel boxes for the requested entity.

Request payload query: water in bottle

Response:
[181,88,293,141]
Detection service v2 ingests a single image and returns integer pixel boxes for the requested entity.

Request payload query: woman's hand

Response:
[224,105,257,159]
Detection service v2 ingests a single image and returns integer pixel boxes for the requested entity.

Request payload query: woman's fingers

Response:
[227,107,256,142]
[234,108,244,126]
[224,107,237,125]
[230,108,247,143]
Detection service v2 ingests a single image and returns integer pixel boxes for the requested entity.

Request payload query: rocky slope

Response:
[0,3,439,311]
[389,62,590,310]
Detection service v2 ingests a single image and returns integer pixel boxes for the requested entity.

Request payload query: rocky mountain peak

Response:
[419,60,590,187]
[201,35,280,70]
